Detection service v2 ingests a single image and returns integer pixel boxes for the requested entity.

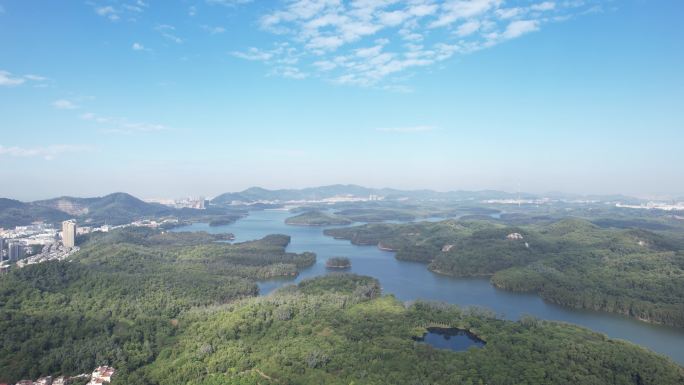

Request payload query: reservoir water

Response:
[173,209,684,364]
[415,327,486,352]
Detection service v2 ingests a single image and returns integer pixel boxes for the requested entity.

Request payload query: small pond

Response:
[415,327,486,352]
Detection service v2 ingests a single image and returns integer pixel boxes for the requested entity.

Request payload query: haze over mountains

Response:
[209,185,640,204]
[0,193,171,228]
[0,185,647,229]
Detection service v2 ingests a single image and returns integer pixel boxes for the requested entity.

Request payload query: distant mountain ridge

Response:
[0,193,172,228]
[1,187,647,228]
[210,184,601,205]
[0,198,71,228]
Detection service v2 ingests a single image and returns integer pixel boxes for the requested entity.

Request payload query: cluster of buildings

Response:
[0,216,182,275]
[616,201,684,211]
[145,196,206,209]
[483,198,552,206]
[0,220,79,273]
[232,194,386,207]
[3,366,115,385]
[1,237,27,274]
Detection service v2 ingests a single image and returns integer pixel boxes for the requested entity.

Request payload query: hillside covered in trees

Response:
[143,274,684,385]
[285,210,353,226]
[0,228,315,383]
[325,218,684,327]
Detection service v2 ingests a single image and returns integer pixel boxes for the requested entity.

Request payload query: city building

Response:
[36,376,53,385]
[87,366,115,384]
[8,242,24,261]
[0,237,5,260]
[62,220,77,248]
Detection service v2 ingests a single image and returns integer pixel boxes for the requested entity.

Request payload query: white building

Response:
[61,220,77,248]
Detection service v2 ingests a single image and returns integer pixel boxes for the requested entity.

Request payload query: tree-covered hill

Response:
[33,192,173,225]
[0,193,246,228]
[325,218,684,327]
[142,274,684,385]
[0,198,71,227]
[285,210,353,226]
[0,228,315,383]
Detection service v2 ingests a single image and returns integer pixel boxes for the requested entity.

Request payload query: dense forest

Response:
[143,274,684,384]
[325,218,684,327]
[0,228,315,383]
[2,225,684,384]
[285,210,353,226]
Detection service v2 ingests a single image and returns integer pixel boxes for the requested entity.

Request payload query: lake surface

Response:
[415,327,486,352]
[173,209,684,364]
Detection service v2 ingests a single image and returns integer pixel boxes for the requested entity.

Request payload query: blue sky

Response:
[1,0,683,200]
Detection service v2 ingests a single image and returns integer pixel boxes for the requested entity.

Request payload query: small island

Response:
[285,210,353,226]
[326,256,352,269]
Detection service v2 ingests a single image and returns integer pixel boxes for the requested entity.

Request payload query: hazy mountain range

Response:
[0,185,648,229]
[0,193,171,228]
[210,185,641,204]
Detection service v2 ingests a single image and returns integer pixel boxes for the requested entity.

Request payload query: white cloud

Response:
[430,0,502,28]
[231,47,274,61]
[234,0,602,87]
[95,6,120,21]
[155,24,184,44]
[207,0,253,6]
[376,125,437,133]
[123,4,144,13]
[131,42,150,52]
[501,20,540,40]
[202,25,226,34]
[189,6,197,16]
[0,70,25,86]
[52,99,79,110]
[90,1,148,21]
[24,74,47,81]
[531,2,556,11]
[81,112,168,134]
[0,144,93,160]
[271,66,308,80]
[455,20,481,37]
[0,70,47,87]
[495,7,522,19]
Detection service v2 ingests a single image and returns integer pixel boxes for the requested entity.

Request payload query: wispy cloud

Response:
[231,47,274,61]
[80,112,168,134]
[202,25,226,34]
[206,0,253,6]
[132,42,150,51]
[232,0,601,88]
[52,99,80,110]
[95,5,120,21]
[376,125,437,133]
[90,0,148,21]
[155,24,184,44]
[231,43,306,78]
[0,70,47,87]
[501,19,540,40]
[0,144,93,160]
